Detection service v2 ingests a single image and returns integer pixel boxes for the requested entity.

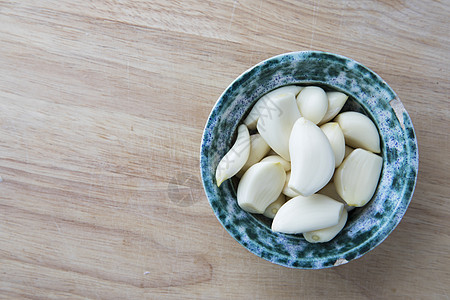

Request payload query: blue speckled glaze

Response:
[200,51,419,269]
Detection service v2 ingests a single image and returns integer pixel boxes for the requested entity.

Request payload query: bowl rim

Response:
[200,50,419,269]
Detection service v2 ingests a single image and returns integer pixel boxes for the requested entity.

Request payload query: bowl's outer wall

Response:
[200,51,418,269]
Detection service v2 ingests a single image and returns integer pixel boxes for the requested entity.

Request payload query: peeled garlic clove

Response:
[335,112,381,153]
[260,155,291,171]
[257,92,301,161]
[319,181,354,212]
[296,86,328,124]
[237,162,286,213]
[272,194,344,234]
[334,148,383,207]
[344,145,354,159]
[263,194,286,219]
[216,125,250,187]
[236,134,271,177]
[320,122,345,168]
[243,85,303,130]
[303,209,348,243]
[318,91,349,125]
[288,117,335,196]
[243,97,270,130]
[282,171,300,198]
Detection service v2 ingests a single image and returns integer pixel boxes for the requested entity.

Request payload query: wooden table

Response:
[1,1,449,299]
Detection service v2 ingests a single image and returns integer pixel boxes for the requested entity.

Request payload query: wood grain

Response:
[0,0,449,299]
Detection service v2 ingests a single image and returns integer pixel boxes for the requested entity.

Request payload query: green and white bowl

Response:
[200,51,418,269]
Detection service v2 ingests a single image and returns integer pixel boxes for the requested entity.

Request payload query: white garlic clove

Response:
[263,194,286,219]
[257,92,301,161]
[303,209,348,243]
[282,171,300,198]
[344,145,354,159]
[243,85,303,130]
[319,181,354,212]
[320,122,346,168]
[272,194,344,234]
[335,112,381,153]
[243,97,270,130]
[288,117,335,196]
[260,155,291,171]
[236,134,271,177]
[237,162,286,214]
[296,86,328,124]
[216,124,250,187]
[318,91,349,125]
[334,148,383,207]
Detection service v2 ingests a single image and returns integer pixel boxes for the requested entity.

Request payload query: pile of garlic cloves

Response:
[215,85,383,243]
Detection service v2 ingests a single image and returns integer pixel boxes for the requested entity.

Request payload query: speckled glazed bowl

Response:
[200,51,418,269]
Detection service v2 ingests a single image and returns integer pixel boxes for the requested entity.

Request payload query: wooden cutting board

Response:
[0,1,449,299]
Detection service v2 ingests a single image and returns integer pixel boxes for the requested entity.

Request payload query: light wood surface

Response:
[0,1,449,299]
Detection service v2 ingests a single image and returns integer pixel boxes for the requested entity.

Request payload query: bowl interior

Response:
[200,51,418,269]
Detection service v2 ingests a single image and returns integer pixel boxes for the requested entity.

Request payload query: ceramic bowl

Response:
[200,51,418,269]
